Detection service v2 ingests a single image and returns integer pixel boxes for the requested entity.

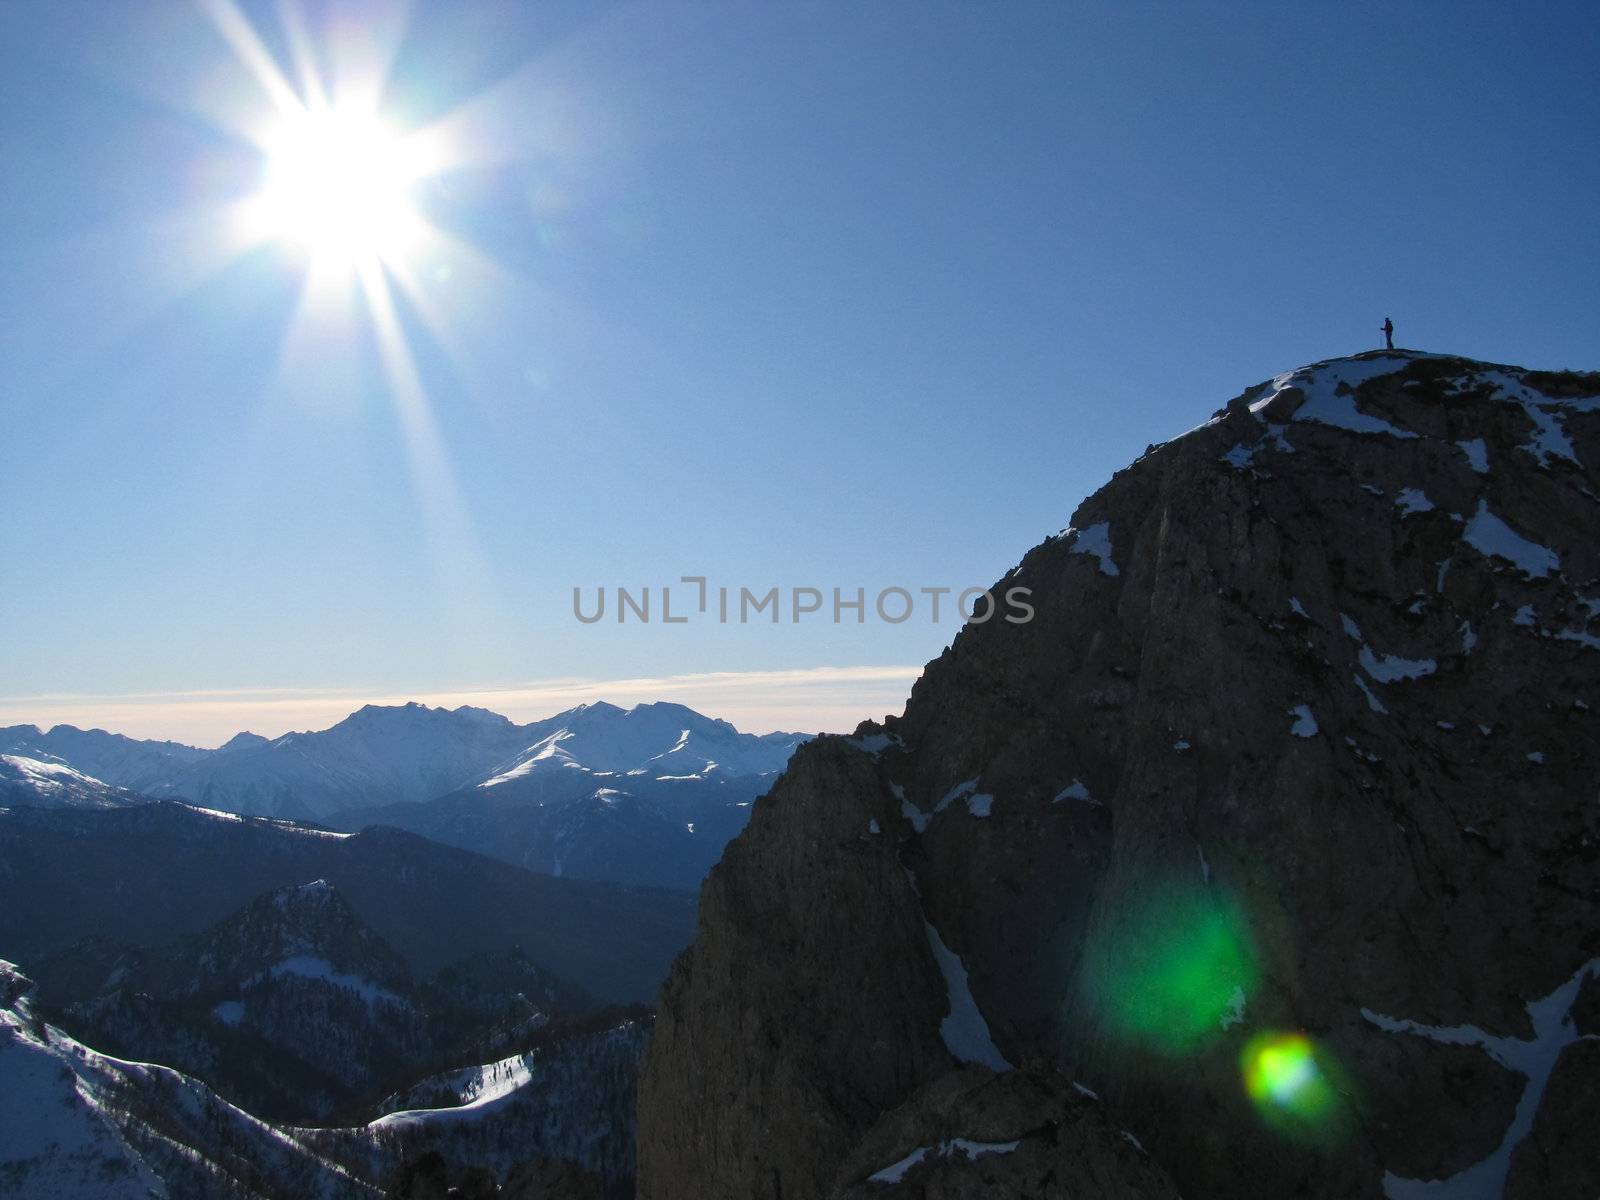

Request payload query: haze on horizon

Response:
[0,665,922,748]
[2,0,1596,742]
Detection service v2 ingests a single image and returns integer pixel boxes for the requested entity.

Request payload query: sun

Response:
[247,104,429,268]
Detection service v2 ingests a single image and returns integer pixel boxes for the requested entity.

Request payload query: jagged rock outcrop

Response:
[830,1068,1180,1198]
[638,352,1600,1199]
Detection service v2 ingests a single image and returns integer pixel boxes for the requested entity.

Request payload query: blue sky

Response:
[1,0,1596,743]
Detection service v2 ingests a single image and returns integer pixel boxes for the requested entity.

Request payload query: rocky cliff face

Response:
[637,352,1600,1199]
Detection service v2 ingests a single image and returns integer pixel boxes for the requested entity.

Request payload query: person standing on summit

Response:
[1382,317,1394,350]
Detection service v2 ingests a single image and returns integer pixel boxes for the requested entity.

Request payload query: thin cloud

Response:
[0,665,924,747]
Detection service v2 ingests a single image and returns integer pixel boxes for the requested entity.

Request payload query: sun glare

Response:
[248,105,427,267]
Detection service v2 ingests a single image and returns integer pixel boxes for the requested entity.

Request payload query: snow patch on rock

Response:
[1067,522,1121,578]
[1365,958,1600,1200]
[1462,501,1560,578]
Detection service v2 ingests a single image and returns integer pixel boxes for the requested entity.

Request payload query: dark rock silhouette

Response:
[638,352,1600,1199]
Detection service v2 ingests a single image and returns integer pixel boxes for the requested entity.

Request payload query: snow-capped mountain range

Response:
[0,700,808,891]
[1,699,807,821]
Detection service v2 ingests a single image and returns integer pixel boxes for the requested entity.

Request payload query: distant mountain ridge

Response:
[30,879,595,1123]
[0,699,809,821]
[323,702,808,889]
[0,800,695,1003]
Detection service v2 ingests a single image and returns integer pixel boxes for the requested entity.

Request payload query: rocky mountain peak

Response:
[217,730,271,753]
[638,352,1600,1199]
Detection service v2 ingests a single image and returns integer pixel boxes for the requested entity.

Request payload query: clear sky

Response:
[1,0,1596,744]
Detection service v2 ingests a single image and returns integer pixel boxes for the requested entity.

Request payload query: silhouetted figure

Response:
[1382,317,1394,350]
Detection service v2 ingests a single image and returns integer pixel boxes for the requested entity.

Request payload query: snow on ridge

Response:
[1067,522,1120,577]
[1,977,367,1196]
[647,729,693,762]
[1249,355,1420,439]
[1354,676,1388,715]
[1462,501,1561,578]
[1457,438,1490,473]
[184,803,245,823]
[260,956,404,1007]
[935,778,979,815]
[1395,488,1435,516]
[1,754,107,790]
[900,799,928,834]
[1288,705,1319,738]
[1221,442,1257,470]
[893,782,932,834]
[929,777,995,818]
[850,732,902,756]
[934,780,992,819]
[1052,779,1097,805]
[174,802,352,839]
[866,1137,1022,1184]
[371,1050,538,1128]
[1358,647,1438,684]
[481,731,577,788]
[1341,612,1438,685]
[1471,370,1582,467]
[1365,957,1600,1200]
[868,1146,929,1184]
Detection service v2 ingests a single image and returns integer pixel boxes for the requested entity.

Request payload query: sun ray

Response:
[377,220,539,368]
[272,0,330,114]
[196,0,304,132]
[395,4,637,180]
[267,255,364,413]
[356,260,501,646]
[171,0,568,657]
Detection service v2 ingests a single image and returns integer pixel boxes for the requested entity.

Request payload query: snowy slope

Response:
[480,701,806,786]
[300,1014,652,1191]
[0,754,146,809]
[0,960,375,1199]
[0,725,207,793]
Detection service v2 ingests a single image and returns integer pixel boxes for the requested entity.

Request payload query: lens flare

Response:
[1085,889,1257,1054]
[1241,1031,1347,1141]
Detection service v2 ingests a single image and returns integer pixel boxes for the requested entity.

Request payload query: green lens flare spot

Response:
[1086,889,1257,1054]
[1241,1031,1346,1141]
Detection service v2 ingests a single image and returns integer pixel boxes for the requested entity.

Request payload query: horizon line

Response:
[0,664,925,748]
